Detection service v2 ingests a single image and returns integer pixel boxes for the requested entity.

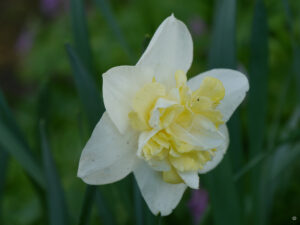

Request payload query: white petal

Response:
[178,171,199,189]
[137,14,193,89]
[199,125,229,174]
[134,162,187,216]
[78,112,138,185]
[169,115,225,150]
[187,69,249,122]
[148,159,171,171]
[137,129,158,157]
[149,98,178,129]
[103,65,154,133]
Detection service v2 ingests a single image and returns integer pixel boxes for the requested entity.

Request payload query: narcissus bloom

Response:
[78,15,249,216]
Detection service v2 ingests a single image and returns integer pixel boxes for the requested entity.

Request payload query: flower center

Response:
[128,70,225,184]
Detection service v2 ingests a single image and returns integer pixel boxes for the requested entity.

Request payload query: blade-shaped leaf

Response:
[267,73,292,150]
[208,0,236,69]
[93,0,134,61]
[258,143,300,225]
[268,0,298,151]
[78,185,96,225]
[260,0,300,214]
[77,186,117,225]
[203,0,242,225]
[67,40,113,225]
[292,47,300,99]
[95,189,116,225]
[0,149,9,221]
[145,206,156,225]
[248,0,268,158]
[0,91,45,188]
[234,152,267,182]
[156,215,162,225]
[70,0,94,74]
[269,144,300,180]
[282,0,300,100]
[202,155,241,225]
[0,91,31,151]
[209,0,243,172]
[133,177,143,225]
[247,0,268,224]
[40,121,69,225]
[227,114,243,172]
[66,44,103,128]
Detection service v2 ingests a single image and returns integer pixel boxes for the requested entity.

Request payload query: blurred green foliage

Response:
[0,0,300,225]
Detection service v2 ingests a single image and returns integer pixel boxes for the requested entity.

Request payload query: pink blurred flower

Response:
[15,29,34,56]
[188,16,207,37]
[188,189,209,224]
[41,0,60,16]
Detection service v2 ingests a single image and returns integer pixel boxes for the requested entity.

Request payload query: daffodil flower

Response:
[78,14,249,216]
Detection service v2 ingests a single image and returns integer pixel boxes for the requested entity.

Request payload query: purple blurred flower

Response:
[41,0,60,16]
[188,189,209,224]
[15,30,34,56]
[188,16,207,37]
[237,63,248,76]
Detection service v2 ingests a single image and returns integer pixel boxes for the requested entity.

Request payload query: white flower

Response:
[77,14,249,216]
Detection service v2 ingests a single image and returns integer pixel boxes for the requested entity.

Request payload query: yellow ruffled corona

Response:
[129,70,225,184]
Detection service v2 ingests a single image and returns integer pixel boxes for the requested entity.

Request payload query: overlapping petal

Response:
[187,69,249,122]
[78,112,139,185]
[103,65,154,133]
[198,124,229,174]
[134,162,187,216]
[168,115,226,150]
[137,15,193,89]
[178,171,199,189]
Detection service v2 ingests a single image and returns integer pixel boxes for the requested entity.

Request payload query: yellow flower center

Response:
[129,70,225,184]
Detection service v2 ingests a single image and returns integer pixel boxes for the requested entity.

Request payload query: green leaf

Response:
[279,107,300,145]
[292,47,300,100]
[247,1,268,224]
[284,0,300,100]
[78,185,96,225]
[258,143,300,225]
[156,215,163,225]
[227,114,243,171]
[202,156,241,225]
[95,189,116,225]
[0,91,45,188]
[66,44,104,128]
[40,121,69,225]
[282,0,300,97]
[70,0,94,73]
[145,206,156,225]
[268,0,300,151]
[203,0,242,225]
[0,149,9,221]
[248,0,268,158]
[93,0,134,61]
[133,177,143,225]
[269,144,300,180]
[267,73,292,150]
[234,153,267,181]
[78,186,116,225]
[67,42,110,225]
[208,0,236,69]
[0,91,30,149]
[208,0,243,172]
